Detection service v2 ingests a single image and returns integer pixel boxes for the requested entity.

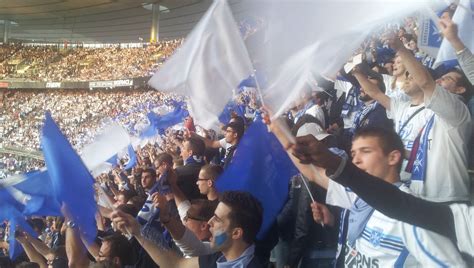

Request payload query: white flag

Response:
[240,0,447,118]
[148,0,253,129]
[433,0,474,68]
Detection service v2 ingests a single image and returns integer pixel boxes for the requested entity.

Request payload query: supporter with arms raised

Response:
[351,33,472,202]
[289,132,473,264]
[268,115,467,267]
[186,121,244,169]
[111,191,264,268]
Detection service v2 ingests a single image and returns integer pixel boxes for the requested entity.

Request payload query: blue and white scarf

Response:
[341,86,361,118]
[217,244,256,268]
[184,155,204,166]
[409,115,435,182]
[352,101,378,132]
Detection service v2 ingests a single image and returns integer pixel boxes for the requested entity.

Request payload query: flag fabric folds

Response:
[148,0,253,129]
[41,112,97,243]
[0,204,38,259]
[216,120,298,238]
[124,144,137,170]
[140,102,189,139]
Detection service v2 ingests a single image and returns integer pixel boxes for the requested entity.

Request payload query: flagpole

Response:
[253,70,266,107]
[299,173,325,227]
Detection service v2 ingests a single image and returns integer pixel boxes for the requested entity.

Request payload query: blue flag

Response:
[124,144,137,170]
[0,204,38,259]
[41,112,97,243]
[218,101,246,124]
[0,170,61,217]
[141,103,189,138]
[216,120,298,238]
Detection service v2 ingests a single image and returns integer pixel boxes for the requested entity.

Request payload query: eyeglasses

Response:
[197,177,210,181]
[184,214,207,222]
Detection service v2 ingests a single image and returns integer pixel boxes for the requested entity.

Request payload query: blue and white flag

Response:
[216,120,298,238]
[0,170,61,217]
[433,0,474,68]
[124,144,137,170]
[41,112,97,243]
[148,0,253,129]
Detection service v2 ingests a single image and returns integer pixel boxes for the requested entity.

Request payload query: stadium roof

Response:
[0,0,243,43]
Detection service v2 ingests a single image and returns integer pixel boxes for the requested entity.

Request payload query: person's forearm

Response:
[270,119,329,189]
[397,47,436,96]
[65,226,90,268]
[447,36,466,52]
[135,231,190,268]
[170,181,188,207]
[18,240,47,268]
[28,236,53,258]
[334,162,456,243]
[162,217,186,240]
[353,73,390,110]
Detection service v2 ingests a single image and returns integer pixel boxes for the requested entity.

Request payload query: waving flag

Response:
[148,0,253,129]
[216,120,298,238]
[41,112,97,243]
[0,204,38,259]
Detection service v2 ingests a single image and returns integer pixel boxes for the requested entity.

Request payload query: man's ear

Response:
[453,86,466,95]
[388,150,402,167]
[231,227,244,240]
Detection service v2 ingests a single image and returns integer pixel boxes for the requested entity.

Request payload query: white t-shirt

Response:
[413,86,471,202]
[383,75,410,102]
[326,180,467,267]
[387,98,434,182]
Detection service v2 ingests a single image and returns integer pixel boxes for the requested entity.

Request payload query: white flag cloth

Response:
[80,123,130,173]
[148,0,253,129]
[238,0,447,118]
[433,0,474,68]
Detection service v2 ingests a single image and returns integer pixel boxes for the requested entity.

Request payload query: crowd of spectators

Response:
[0,40,182,81]
[1,5,474,268]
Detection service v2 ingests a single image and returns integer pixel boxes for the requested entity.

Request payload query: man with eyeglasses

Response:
[111,191,264,268]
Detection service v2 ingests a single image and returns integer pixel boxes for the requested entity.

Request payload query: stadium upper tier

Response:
[0,40,182,82]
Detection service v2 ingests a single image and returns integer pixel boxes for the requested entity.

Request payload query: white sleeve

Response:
[449,204,474,255]
[425,85,472,128]
[387,95,403,118]
[174,228,216,257]
[400,223,468,267]
[219,138,227,149]
[177,200,191,223]
[326,179,357,209]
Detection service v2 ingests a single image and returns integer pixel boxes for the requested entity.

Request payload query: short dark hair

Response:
[226,122,244,140]
[353,127,405,172]
[200,164,223,182]
[185,137,206,157]
[156,152,173,166]
[187,199,218,222]
[447,68,472,102]
[219,191,263,244]
[117,203,140,217]
[101,234,134,265]
[141,167,156,179]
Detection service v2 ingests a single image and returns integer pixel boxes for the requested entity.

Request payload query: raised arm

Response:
[16,233,47,268]
[387,34,436,98]
[353,69,391,110]
[111,210,198,268]
[268,117,331,189]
